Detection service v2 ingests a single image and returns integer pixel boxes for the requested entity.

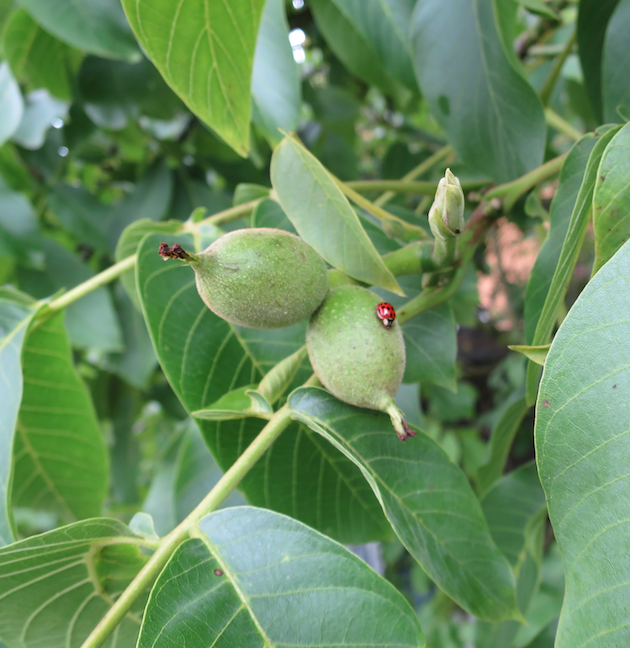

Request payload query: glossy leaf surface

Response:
[138,507,425,648]
[412,0,545,182]
[137,232,390,543]
[0,518,149,648]
[536,238,630,647]
[593,121,630,273]
[121,0,265,155]
[271,135,403,294]
[289,387,519,622]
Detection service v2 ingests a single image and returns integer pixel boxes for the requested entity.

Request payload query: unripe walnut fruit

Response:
[160,228,328,329]
[307,286,413,440]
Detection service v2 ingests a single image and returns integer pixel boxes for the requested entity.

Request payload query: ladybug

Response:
[376,302,396,328]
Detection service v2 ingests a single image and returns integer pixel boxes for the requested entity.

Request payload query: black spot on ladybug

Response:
[543,400,551,407]
[214,569,223,577]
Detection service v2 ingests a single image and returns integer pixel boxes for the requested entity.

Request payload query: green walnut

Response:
[307,285,413,440]
[159,228,328,329]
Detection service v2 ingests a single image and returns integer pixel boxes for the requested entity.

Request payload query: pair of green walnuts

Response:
[160,227,412,440]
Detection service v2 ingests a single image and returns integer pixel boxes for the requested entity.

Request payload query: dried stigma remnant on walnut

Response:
[159,228,328,329]
[306,285,413,440]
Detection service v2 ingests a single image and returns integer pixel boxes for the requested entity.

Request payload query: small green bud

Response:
[428,168,465,240]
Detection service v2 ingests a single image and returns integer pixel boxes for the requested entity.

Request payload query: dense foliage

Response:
[1,0,630,647]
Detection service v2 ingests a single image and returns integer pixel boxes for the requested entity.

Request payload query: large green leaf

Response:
[536,238,630,648]
[121,0,265,156]
[251,0,300,146]
[602,0,630,123]
[593,121,630,273]
[0,63,23,147]
[137,231,390,543]
[0,290,39,545]
[2,9,79,101]
[526,124,622,404]
[0,518,151,648]
[402,302,457,391]
[309,0,398,94]
[311,0,417,91]
[270,135,403,294]
[577,0,620,121]
[138,507,425,648]
[524,133,599,343]
[12,311,108,523]
[21,0,139,62]
[477,462,547,648]
[411,0,545,182]
[289,387,519,622]
[476,395,529,498]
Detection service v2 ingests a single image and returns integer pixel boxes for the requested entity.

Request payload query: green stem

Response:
[374,144,453,207]
[397,205,496,323]
[382,241,443,275]
[80,399,302,648]
[544,107,583,142]
[335,177,430,242]
[539,29,576,106]
[184,198,263,230]
[45,255,138,314]
[345,179,489,195]
[484,152,568,211]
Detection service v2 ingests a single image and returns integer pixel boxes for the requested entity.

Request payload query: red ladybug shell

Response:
[376,302,396,328]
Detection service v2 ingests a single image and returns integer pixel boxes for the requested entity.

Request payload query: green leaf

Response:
[251,0,301,146]
[476,395,530,498]
[289,387,519,622]
[311,0,417,92]
[402,302,457,391]
[0,63,23,147]
[411,0,546,182]
[233,183,270,206]
[508,344,550,366]
[41,238,123,352]
[477,462,547,647]
[593,121,630,272]
[524,133,599,344]
[535,238,630,648]
[12,312,108,523]
[0,518,151,647]
[137,231,391,543]
[106,284,157,390]
[121,0,265,156]
[21,0,140,62]
[138,507,426,648]
[0,290,39,545]
[115,218,185,309]
[270,135,404,294]
[0,177,41,265]
[251,197,296,233]
[526,125,622,404]
[309,1,390,93]
[577,0,620,121]
[2,9,80,101]
[602,0,630,123]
